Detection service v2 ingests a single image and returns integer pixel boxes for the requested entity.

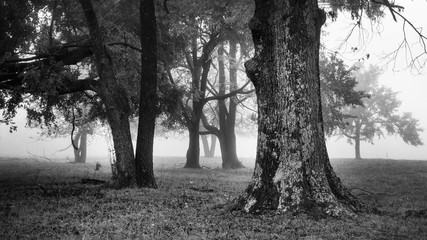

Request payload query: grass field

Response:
[0,156,426,239]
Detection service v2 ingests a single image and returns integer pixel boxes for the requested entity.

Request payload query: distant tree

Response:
[201,41,254,168]
[159,0,253,168]
[319,53,367,135]
[337,64,423,159]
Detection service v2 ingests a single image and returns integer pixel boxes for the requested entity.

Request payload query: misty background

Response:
[1,1,426,162]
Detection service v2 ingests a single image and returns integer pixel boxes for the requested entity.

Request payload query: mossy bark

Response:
[239,0,367,217]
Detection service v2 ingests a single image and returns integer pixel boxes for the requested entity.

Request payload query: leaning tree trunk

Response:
[134,0,157,188]
[239,0,366,216]
[79,0,136,187]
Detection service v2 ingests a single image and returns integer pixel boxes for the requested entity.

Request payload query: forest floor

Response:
[0,156,426,239]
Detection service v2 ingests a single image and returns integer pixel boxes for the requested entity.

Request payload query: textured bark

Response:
[185,123,202,168]
[239,0,366,217]
[135,0,157,188]
[79,0,136,188]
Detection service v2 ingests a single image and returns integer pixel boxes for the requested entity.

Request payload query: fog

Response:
[1,1,427,162]
[0,106,426,161]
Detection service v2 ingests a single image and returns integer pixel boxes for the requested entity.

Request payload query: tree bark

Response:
[185,123,201,168]
[78,0,136,188]
[239,0,366,217]
[134,0,157,188]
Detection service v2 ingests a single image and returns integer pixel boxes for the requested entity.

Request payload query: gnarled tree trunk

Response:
[79,0,136,188]
[239,0,366,217]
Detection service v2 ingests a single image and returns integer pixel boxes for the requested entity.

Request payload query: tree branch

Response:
[203,80,252,103]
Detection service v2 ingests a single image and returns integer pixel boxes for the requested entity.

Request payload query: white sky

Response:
[322,0,427,160]
[1,1,426,161]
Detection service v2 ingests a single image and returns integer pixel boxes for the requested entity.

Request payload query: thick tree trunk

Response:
[201,134,216,157]
[185,123,201,168]
[79,0,136,187]
[134,0,157,188]
[218,134,243,169]
[239,0,366,216]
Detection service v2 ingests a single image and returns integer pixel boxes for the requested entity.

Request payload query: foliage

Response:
[1,157,426,239]
[338,63,423,146]
[320,53,367,135]
[322,0,385,21]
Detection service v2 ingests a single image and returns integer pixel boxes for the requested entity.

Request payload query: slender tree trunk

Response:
[215,43,244,169]
[201,134,216,157]
[223,40,244,169]
[134,0,157,188]
[238,0,366,216]
[354,121,362,160]
[78,0,136,187]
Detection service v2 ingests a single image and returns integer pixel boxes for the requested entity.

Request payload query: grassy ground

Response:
[0,157,426,239]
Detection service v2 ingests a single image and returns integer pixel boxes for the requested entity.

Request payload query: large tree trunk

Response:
[239,0,366,216]
[79,0,136,188]
[134,0,157,188]
[185,122,201,168]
